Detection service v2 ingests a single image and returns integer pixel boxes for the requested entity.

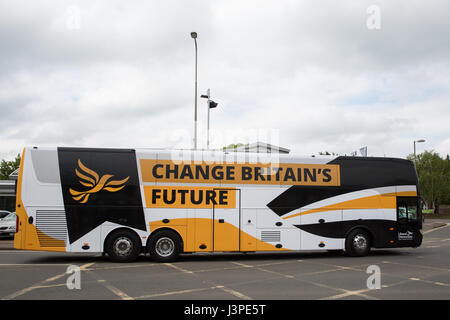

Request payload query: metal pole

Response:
[206,88,210,150]
[414,141,416,160]
[413,139,425,162]
[194,38,198,150]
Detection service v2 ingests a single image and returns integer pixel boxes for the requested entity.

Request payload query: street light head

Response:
[416,139,425,143]
[190,32,197,39]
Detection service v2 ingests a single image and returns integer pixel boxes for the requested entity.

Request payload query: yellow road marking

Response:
[103,283,134,300]
[134,286,222,299]
[423,224,449,234]
[232,260,381,300]
[164,263,194,274]
[319,288,379,300]
[232,262,253,268]
[1,262,95,300]
[164,261,253,300]
[217,286,253,300]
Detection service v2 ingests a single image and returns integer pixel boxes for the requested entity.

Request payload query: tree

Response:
[408,150,450,212]
[0,154,21,180]
[223,143,244,150]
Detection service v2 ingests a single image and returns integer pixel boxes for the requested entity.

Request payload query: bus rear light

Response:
[389,227,394,231]
[15,215,19,233]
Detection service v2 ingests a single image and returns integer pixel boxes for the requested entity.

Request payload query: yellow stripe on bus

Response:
[282,191,417,220]
[150,218,289,252]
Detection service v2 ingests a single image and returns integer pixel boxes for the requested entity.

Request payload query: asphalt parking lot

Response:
[0,220,449,301]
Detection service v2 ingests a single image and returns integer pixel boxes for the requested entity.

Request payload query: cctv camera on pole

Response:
[201,88,218,150]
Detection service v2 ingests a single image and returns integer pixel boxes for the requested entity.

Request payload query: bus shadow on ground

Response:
[24,249,406,265]
[175,249,405,262]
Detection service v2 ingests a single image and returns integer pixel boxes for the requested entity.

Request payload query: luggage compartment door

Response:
[213,188,241,252]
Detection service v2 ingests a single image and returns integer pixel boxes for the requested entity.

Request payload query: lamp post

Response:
[414,139,425,160]
[191,32,198,150]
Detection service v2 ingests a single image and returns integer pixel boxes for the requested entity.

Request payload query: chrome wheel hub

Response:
[155,237,175,257]
[114,237,133,256]
[353,234,367,250]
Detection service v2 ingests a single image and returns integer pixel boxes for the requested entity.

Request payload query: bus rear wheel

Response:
[148,230,181,262]
[105,230,141,262]
[345,229,371,257]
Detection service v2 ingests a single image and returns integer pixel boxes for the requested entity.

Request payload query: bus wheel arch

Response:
[147,228,183,262]
[104,227,142,262]
[344,227,373,257]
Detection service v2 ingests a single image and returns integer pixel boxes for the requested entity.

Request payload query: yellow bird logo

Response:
[69,159,130,204]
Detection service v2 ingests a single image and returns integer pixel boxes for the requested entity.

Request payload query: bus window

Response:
[398,205,407,222]
[407,205,418,221]
[397,197,418,223]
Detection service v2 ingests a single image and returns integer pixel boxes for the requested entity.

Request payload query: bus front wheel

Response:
[148,230,181,262]
[105,229,141,262]
[345,229,371,257]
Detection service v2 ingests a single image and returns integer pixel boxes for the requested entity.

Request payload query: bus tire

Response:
[105,229,141,262]
[148,230,181,262]
[345,229,371,257]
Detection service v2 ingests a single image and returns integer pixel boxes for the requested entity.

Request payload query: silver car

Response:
[0,212,16,238]
[0,210,11,219]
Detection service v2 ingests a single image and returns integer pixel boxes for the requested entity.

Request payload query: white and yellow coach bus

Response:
[14,147,423,262]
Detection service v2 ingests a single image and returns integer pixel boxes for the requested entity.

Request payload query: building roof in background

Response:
[0,180,15,197]
[224,142,290,154]
[8,169,18,181]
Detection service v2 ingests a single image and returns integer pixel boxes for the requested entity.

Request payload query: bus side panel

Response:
[13,148,26,250]
[14,148,67,252]
[240,209,257,251]
[300,210,344,250]
[148,208,190,251]
[242,187,299,251]
[57,147,147,247]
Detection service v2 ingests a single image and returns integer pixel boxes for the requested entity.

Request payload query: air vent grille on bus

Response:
[261,231,281,242]
[35,210,67,247]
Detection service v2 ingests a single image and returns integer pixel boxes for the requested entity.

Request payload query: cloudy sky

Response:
[1,0,449,161]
